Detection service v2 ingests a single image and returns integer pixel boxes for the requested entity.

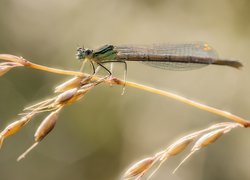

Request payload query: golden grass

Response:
[0,54,249,179]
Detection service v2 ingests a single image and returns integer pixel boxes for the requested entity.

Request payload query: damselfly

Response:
[0,43,249,173]
[76,42,243,76]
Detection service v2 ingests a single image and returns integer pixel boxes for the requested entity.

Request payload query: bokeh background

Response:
[0,0,249,180]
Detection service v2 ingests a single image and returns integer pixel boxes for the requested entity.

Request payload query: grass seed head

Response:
[54,88,79,105]
[165,136,195,158]
[0,114,34,149]
[1,120,27,138]
[17,109,61,161]
[54,83,95,107]
[35,109,61,142]
[146,137,196,180]
[192,128,225,151]
[124,157,155,179]
[55,76,82,93]
[54,87,88,106]
[173,128,226,173]
[0,62,23,76]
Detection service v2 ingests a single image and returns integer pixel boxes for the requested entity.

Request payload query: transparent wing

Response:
[141,61,207,71]
[115,42,218,71]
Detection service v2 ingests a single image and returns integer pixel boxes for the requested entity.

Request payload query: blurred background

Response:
[0,0,249,180]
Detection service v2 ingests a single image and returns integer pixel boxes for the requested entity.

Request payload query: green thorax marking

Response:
[93,44,118,62]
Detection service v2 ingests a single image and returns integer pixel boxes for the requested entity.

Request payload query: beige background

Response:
[0,0,249,180]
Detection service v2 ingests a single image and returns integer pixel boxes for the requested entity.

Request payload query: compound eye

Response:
[85,49,92,55]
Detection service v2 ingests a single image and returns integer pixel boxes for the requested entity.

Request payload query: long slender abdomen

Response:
[117,53,242,69]
[114,43,243,70]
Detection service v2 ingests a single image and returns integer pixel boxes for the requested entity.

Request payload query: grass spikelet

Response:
[164,136,196,157]
[0,114,34,149]
[54,88,79,105]
[126,122,243,179]
[123,157,155,180]
[0,53,249,179]
[34,108,61,142]
[146,135,197,180]
[173,127,231,173]
[54,76,83,93]
[53,87,89,107]
[17,108,61,161]
[0,62,23,76]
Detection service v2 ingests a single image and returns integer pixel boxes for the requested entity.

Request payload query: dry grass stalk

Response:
[124,122,243,180]
[16,79,107,161]
[1,54,249,126]
[0,55,108,159]
[0,54,249,178]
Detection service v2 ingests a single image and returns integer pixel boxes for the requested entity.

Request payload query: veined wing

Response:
[115,42,219,71]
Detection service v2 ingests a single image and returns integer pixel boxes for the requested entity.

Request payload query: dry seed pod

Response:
[34,109,61,142]
[0,66,13,76]
[124,157,155,180]
[0,114,33,149]
[173,128,226,173]
[192,128,225,151]
[54,87,90,107]
[0,54,24,63]
[165,136,195,157]
[146,137,195,180]
[0,62,22,76]
[17,109,61,161]
[54,76,82,93]
[63,89,88,104]
[55,88,78,105]
[1,118,27,138]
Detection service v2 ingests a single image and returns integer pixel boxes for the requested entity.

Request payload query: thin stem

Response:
[123,80,250,127]
[1,54,249,126]
[28,63,83,77]
[0,54,83,77]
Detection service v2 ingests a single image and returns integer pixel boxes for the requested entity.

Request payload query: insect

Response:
[0,42,248,180]
[76,42,242,77]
